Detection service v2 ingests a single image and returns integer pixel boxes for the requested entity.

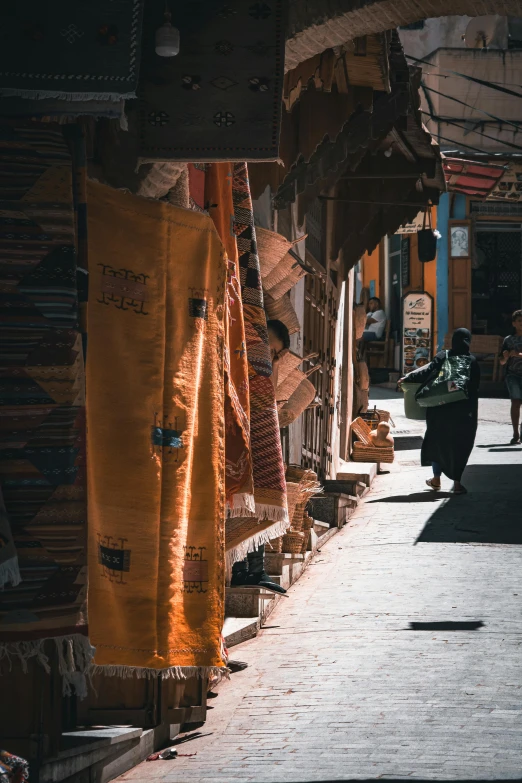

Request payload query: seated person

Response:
[362,297,386,342]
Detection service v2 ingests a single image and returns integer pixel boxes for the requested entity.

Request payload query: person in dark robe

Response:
[400,328,480,495]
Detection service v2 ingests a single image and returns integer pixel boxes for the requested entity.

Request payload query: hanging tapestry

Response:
[232,162,288,528]
[188,164,208,213]
[138,0,286,162]
[86,181,227,677]
[0,123,93,690]
[205,163,255,520]
[0,487,19,590]
[0,1,144,101]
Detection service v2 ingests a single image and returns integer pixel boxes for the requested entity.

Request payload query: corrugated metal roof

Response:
[444,158,506,198]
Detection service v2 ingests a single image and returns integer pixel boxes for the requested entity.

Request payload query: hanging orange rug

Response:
[86,181,227,677]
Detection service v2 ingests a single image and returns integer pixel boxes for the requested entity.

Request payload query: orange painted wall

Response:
[360,206,439,346]
[361,245,380,297]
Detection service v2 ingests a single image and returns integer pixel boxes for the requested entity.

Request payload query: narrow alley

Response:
[119,393,522,783]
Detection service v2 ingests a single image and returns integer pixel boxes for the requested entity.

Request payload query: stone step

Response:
[225,586,277,618]
[223,616,260,648]
[309,492,357,528]
[39,727,152,783]
[313,519,330,536]
[337,461,378,487]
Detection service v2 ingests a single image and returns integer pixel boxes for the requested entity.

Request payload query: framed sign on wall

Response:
[449,221,471,259]
[402,291,434,376]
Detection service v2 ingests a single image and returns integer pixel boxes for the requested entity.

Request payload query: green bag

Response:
[415,351,472,408]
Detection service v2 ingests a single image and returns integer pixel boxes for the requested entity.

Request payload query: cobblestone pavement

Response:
[118,393,522,783]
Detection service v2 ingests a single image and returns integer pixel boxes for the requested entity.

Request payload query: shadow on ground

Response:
[407,620,484,631]
[416,465,522,545]
[369,466,522,545]
[289,779,522,783]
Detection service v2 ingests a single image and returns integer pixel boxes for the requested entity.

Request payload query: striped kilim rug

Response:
[229,162,288,558]
[0,123,93,691]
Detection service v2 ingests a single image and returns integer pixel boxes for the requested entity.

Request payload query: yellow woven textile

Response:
[86,181,227,677]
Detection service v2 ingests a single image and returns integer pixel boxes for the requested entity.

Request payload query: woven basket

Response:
[282,530,305,555]
[352,441,394,463]
[286,465,317,482]
[264,252,307,299]
[264,293,300,335]
[256,228,294,279]
[351,416,372,446]
[285,481,300,525]
[278,379,316,428]
[276,367,306,403]
[274,350,303,387]
[291,472,322,531]
[265,536,283,553]
[354,303,366,340]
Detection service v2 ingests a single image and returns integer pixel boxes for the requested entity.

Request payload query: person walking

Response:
[499,309,522,445]
[399,328,480,495]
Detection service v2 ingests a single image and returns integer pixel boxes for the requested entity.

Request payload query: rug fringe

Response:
[227,492,256,518]
[89,664,228,681]
[255,502,289,524]
[0,634,95,697]
[0,88,135,102]
[225,518,290,573]
[0,556,21,589]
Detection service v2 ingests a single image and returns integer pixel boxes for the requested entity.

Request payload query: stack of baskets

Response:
[257,227,307,340]
[281,467,322,555]
[351,416,394,464]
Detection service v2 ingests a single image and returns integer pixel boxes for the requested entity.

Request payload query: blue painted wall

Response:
[435,193,467,349]
[436,193,449,351]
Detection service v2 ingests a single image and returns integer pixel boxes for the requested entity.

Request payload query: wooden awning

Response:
[444,158,506,198]
[284,33,391,111]
[272,33,444,220]
[285,0,522,71]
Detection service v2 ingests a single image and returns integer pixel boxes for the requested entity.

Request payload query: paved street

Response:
[118,391,522,783]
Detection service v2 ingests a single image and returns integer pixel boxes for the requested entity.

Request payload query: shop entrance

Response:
[473,222,522,335]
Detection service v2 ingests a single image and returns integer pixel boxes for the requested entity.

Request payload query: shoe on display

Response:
[228,660,249,672]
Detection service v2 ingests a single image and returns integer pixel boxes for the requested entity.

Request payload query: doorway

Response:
[473,222,522,335]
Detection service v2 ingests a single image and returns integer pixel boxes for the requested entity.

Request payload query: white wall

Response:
[400,16,472,60]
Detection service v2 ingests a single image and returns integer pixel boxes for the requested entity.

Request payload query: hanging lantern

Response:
[155,7,180,57]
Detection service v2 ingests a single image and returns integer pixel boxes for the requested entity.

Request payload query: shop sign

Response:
[396,212,425,234]
[402,291,433,375]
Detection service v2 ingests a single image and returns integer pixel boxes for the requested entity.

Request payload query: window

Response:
[508,17,522,49]
[471,200,522,217]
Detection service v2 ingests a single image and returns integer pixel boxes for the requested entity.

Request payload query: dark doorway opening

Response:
[473,223,522,335]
